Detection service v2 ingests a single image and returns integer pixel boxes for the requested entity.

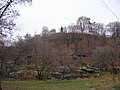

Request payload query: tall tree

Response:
[76,16,91,33]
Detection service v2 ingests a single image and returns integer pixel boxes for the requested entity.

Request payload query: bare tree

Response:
[90,22,105,36]
[42,26,49,36]
[92,46,120,77]
[49,29,56,35]
[76,16,91,34]
[0,0,32,38]
[0,0,32,89]
[67,23,75,33]
[107,21,120,38]
[24,35,55,80]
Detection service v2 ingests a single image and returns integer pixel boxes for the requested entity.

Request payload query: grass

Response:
[2,78,120,90]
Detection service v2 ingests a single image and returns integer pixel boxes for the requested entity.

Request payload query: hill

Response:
[1,32,120,80]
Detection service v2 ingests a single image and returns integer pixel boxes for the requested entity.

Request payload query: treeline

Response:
[42,16,120,38]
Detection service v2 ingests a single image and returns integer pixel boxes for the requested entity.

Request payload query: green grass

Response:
[2,79,119,90]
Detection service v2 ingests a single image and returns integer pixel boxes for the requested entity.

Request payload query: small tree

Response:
[92,46,120,80]
[42,26,49,36]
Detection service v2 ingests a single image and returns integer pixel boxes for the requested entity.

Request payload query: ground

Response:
[2,78,120,90]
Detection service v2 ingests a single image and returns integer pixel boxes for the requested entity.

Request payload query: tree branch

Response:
[0,0,13,19]
[0,4,6,11]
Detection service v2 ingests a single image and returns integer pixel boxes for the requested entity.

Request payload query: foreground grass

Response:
[2,78,120,90]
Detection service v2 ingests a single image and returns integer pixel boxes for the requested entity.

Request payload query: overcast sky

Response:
[15,0,120,36]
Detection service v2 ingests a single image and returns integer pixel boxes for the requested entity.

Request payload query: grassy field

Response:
[2,79,120,90]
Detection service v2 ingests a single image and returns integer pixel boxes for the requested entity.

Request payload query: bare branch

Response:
[0,0,13,19]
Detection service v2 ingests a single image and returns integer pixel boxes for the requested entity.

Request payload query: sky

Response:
[15,0,120,36]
